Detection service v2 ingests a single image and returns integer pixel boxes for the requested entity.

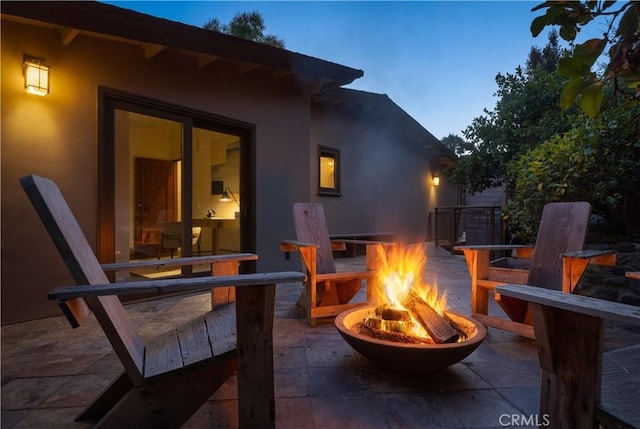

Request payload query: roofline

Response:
[316,88,458,162]
[1,1,363,88]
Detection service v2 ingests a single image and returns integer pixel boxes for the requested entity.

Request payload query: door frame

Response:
[98,87,256,272]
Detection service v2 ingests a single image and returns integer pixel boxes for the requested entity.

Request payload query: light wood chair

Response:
[21,174,303,428]
[280,202,394,326]
[455,202,616,338]
[497,284,640,429]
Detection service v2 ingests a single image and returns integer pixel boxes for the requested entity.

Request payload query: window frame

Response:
[317,145,341,196]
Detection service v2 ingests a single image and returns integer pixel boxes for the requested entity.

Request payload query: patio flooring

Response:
[2,242,639,428]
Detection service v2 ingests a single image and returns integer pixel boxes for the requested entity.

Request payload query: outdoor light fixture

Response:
[433,175,440,186]
[220,187,240,207]
[23,55,50,96]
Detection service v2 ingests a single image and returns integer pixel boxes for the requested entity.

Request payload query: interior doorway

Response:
[134,157,178,254]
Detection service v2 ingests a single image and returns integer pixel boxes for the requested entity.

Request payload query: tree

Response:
[203,11,285,48]
[447,31,579,194]
[531,1,640,118]
[446,27,639,241]
[440,134,471,157]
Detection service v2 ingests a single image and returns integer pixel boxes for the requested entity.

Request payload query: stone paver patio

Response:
[2,242,638,428]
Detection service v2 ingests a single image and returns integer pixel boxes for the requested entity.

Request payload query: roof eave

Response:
[1,1,363,89]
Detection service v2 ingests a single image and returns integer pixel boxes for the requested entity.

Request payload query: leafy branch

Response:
[531,1,639,117]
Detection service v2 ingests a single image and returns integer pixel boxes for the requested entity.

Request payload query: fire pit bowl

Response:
[335,305,487,372]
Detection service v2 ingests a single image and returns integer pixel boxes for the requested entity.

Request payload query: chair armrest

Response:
[49,272,305,300]
[454,244,533,252]
[495,284,640,325]
[279,240,318,274]
[101,253,258,272]
[627,271,640,280]
[561,249,616,266]
[279,240,319,252]
[455,245,534,259]
[316,271,375,282]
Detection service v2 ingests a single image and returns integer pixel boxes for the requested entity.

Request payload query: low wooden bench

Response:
[329,232,397,257]
[496,284,640,429]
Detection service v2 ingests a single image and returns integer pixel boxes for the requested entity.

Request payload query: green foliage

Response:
[203,11,285,48]
[531,1,640,118]
[505,102,640,242]
[447,24,640,241]
[506,131,594,241]
[447,31,580,194]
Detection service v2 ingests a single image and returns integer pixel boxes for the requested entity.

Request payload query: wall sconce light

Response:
[23,55,50,96]
[220,187,240,207]
[432,175,440,186]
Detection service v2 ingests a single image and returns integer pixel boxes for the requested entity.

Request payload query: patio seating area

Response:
[2,242,639,428]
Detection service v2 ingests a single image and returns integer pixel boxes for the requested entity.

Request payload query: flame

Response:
[372,244,448,339]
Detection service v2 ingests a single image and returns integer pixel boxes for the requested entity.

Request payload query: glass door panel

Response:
[114,110,183,263]
[192,127,241,255]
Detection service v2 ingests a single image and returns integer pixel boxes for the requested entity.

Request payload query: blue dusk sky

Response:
[105,1,566,140]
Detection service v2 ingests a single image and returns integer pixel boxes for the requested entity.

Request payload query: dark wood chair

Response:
[280,202,394,326]
[21,174,303,428]
[455,202,616,338]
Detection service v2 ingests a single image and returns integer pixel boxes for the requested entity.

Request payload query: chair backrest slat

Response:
[528,201,591,290]
[293,203,336,274]
[21,175,145,382]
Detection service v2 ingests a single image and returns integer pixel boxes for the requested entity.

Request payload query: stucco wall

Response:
[1,19,307,323]
[310,102,458,244]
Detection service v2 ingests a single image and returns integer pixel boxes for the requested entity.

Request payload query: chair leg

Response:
[95,357,237,428]
[76,371,133,422]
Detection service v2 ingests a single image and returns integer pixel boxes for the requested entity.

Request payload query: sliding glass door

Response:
[100,91,253,279]
[192,126,241,257]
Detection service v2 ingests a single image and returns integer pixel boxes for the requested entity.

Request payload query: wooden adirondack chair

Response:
[455,202,616,338]
[20,174,303,428]
[496,284,640,429]
[280,203,394,326]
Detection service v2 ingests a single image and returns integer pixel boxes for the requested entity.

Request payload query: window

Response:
[318,145,340,196]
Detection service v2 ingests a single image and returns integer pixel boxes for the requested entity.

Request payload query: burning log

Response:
[359,320,434,344]
[375,304,411,322]
[403,290,460,344]
[365,316,407,333]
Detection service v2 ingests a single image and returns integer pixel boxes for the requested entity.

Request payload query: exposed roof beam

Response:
[236,62,260,74]
[57,26,79,45]
[193,53,218,68]
[142,43,165,59]
[273,69,292,79]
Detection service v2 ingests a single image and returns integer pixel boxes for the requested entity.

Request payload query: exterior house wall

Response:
[1,19,308,323]
[310,98,459,244]
[1,9,456,325]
